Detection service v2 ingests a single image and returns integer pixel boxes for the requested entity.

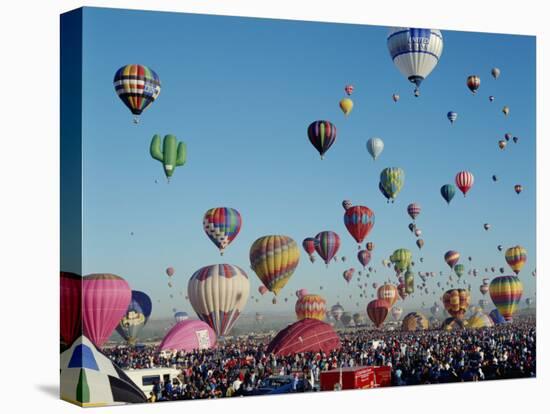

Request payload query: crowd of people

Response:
[103,320,536,401]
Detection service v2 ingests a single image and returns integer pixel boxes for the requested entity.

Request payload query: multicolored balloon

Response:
[295,294,326,321]
[442,289,471,320]
[302,237,318,262]
[116,290,152,345]
[377,284,398,307]
[344,205,375,245]
[315,231,341,266]
[407,203,421,220]
[466,75,480,94]
[401,312,429,331]
[307,120,337,160]
[250,235,300,295]
[344,84,354,95]
[444,250,460,269]
[505,245,527,274]
[187,264,250,337]
[203,207,242,255]
[489,275,523,321]
[113,64,161,123]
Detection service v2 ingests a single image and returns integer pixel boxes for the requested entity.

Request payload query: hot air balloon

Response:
[466,75,480,94]
[366,137,384,161]
[408,223,416,232]
[380,167,405,202]
[455,171,474,196]
[392,93,400,102]
[484,223,491,231]
[377,284,398,307]
[514,184,523,194]
[187,264,250,337]
[480,284,489,295]
[440,184,456,204]
[478,299,489,310]
[416,239,424,249]
[60,272,82,348]
[266,319,340,356]
[296,288,308,298]
[366,242,375,252]
[451,263,464,278]
[342,200,353,210]
[250,235,300,294]
[391,306,403,320]
[489,308,507,325]
[150,134,187,181]
[404,268,415,294]
[307,120,337,159]
[166,267,175,277]
[489,95,495,102]
[513,136,519,143]
[489,276,523,321]
[357,250,372,269]
[491,67,501,79]
[82,274,132,348]
[498,140,507,150]
[315,231,341,266]
[113,64,161,123]
[430,304,440,316]
[442,317,467,331]
[258,285,268,296]
[390,248,412,273]
[330,303,345,321]
[339,98,354,116]
[343,268,355,283]
[174,311,189,323]
[442,289,471,319]
[116,291,152,345]
[387,28,444,96]
[159,320,216,352]
[502,106,510,116]
[295,294,327,321]
[397,283,408,300]
[302,237,318,263]
[353,312,366,326]
[401,312,429,331]
[447,111,458,124]
[202,207,242,255]
[414,229,422,237]
[407,203,421,221]
[344,84,354,96]
[444,250,460,269]
[367,299,390,328]
[344,205,375,246]
[505,246,527,274]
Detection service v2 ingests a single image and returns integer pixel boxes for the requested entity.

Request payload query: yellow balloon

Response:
[339,98,354,116]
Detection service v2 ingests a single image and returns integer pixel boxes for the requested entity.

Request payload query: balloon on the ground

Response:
[174,311,189,322]
[266,319,341,356]
[295,294,327,321]
[158,320,216,352]
[401,312,429,331]
[116,291,152,345]
[330,303,345,321]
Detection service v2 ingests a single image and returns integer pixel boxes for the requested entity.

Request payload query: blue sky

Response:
[77,7,536,318]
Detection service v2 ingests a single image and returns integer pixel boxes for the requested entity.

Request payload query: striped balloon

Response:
[505,245,527,274]
[203,207,242,255]
[377,284,399,307]
[468,311,494,329]
[407,203,421,220]
[401,312,429,331]
[466,75,481,94]
[447,111,458,124]
[295,294,326,321]
[380,167,405,202]
[455,170,474,196]
[249,235,300,295]
[442,289,471,319]
[489,276,523,321]
[315,231,341,265]
[344,205,375,245]
[307,120,337,159]
[367,299,390,328]
[302,237,317,259]
[187,264,250,337]
[444,250,460,268]
[113,64,161,121]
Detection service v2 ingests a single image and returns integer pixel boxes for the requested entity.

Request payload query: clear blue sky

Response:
[78,7,536,319]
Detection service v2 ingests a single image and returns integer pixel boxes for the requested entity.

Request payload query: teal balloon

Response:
[440,184,456,204]
[150,134,187,180]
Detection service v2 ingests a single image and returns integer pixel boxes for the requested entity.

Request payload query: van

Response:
[124,367,182,395]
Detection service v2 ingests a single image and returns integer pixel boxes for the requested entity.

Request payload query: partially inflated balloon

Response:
[489,276,523,321]
[188,264,250,337]
[113,64,161,122]
[387,28,444,95]
[82,274,132,348]
[295,294,326,321]
[315,231,341,266]
[505,246,527,274]
[380,167,405,202]
[344,205,375,245]
[367,138,384,161]
[250,235,300,295]
[401,312,428,331]
[307,120,337,159]
[203,207,242,255]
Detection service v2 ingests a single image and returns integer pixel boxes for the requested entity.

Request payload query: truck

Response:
[319,366,392,391]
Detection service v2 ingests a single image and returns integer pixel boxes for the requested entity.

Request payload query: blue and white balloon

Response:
[366,137,384,160]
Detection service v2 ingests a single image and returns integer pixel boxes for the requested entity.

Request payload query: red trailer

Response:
[319,366,392,391]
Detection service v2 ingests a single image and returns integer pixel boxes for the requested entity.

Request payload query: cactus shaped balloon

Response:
[150,134,187,181]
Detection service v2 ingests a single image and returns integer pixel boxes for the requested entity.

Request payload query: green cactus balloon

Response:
[150,134,187,181]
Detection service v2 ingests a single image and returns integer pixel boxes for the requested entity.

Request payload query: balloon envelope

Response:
[266,319,341,356]
[115,290,152,345]
[158,320,217,352]
[60,272,82,348]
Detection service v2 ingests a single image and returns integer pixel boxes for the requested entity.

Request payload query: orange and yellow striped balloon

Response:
[442,289,471,320]
[505,246,527,274]
[295,294,326,321]
[249,235,300,295]
[377,283,399,307]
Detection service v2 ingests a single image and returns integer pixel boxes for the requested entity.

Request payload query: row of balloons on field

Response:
[113,28,505,123]
[61,269,526,348]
